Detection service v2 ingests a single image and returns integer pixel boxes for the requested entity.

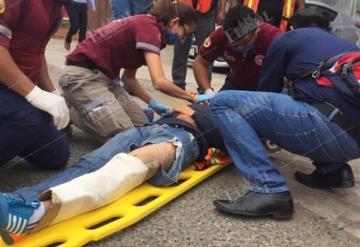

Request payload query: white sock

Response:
[29,202,45,226]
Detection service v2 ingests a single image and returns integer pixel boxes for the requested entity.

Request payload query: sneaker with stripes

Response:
[0,193,41,245]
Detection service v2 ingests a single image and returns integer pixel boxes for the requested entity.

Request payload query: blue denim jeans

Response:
[14,124,199,200]
[109,0,153,19]
[210,91,360,193]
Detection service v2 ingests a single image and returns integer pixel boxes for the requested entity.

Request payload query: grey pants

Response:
[172,8,216,86]
[59,66,148,141]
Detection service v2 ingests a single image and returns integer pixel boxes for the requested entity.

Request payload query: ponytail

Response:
[149,0,197,26]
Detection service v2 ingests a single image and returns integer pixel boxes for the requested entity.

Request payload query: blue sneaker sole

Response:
[0,194,13,245]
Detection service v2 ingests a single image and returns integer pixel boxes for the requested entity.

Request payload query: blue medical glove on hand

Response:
[148,99,172,116]
[204,88,215,95]
[195,93,215,103]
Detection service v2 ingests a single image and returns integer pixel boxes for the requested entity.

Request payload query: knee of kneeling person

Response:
[52,148,70,170]
[30,141,70,170]
[38,150,70,170]
[51,140,71,169]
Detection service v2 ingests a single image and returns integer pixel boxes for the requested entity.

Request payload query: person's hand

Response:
[25,86,70,130]
[176,114,197,128]
[195,93,215,103]
[172,105,195,116]
[148,99,172,116]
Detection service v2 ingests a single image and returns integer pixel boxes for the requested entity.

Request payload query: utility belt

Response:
[66,59,98,71]
[310,101,360,146]
[65,59,121,86]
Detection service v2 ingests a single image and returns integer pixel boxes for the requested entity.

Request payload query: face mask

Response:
[165,30,180,45]
[230,43,255,55]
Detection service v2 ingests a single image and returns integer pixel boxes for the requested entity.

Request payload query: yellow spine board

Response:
[1,160,230,247]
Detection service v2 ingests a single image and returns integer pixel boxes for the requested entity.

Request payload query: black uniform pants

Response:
[65,2,88,43]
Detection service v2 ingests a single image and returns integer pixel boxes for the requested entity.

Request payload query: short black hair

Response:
[289,9,331,31]
[223,5,257,42]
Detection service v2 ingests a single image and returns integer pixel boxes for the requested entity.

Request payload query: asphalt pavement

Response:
[1,39,360,247]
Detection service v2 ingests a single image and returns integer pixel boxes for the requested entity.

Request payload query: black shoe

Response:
[213,191,294,220]
[294,164,355,189]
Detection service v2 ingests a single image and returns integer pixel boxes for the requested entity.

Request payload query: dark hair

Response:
[289,9,331,31]
[223,5,257,41]
[149,0,197,26]
[223,5,257,31]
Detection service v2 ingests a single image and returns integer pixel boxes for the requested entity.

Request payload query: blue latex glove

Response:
[148,99,172,116]
[195,93,215,103]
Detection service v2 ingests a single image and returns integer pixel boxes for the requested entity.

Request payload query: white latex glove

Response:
[204,88,215,95]
[25,86,70,130]
[52,88,62,96]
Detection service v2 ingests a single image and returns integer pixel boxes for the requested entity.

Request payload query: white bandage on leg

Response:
[47,153,148,224]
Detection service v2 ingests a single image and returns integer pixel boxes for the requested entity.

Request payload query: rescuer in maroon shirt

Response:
[193,5,282,94]
[60,0,214,140]
[0,0,71,170]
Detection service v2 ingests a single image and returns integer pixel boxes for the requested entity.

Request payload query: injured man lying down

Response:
[0,104,227,244]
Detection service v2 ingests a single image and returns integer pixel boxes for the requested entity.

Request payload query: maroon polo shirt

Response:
[67,14,167,79]
[199,22,282,90]
[0,0,63,83]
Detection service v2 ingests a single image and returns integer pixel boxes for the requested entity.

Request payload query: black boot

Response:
[213,191,294,220]
[294,164,355,189]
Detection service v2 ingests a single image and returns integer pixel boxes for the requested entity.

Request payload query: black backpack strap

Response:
[294,55,335,81]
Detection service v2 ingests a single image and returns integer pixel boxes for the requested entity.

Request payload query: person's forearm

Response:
[154,78,195,102]
[144,51,195,102]
[216,0,226,25]
[218,0,226,13]
[122,76,152,103]
[193,58,212,90]
[0,45,35,96]
[37,56,56,92]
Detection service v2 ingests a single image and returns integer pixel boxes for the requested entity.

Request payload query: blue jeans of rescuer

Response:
[109,0,153,20]
[14,124,199,200]
[210,91,360,193]
[0,86,70,170]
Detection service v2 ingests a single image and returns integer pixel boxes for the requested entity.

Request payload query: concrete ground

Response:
[1,39,360,247]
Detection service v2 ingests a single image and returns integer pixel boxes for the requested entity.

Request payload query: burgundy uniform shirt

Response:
[199,22,282,90]
[0,0,63,83]
[67,14,167,80]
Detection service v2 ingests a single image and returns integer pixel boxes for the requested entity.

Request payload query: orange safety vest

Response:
[243,0,296,31]
[180,0,213,14]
